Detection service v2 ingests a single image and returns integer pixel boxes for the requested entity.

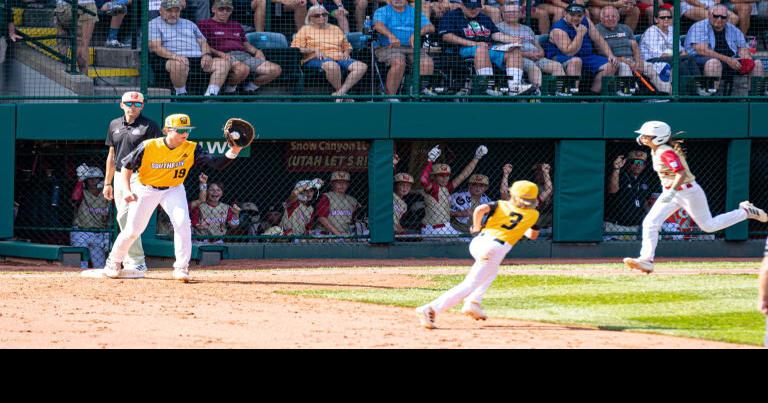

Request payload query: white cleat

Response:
[623,257,654,274]
[172,267,190,283]
[460,302,488,321]
[415,305,437,329]
[740,201,768,223]
[128,263,148,273]
[102,258,123,279]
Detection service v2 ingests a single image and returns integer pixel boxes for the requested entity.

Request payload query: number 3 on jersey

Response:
[501,212,523,230]
[173,168,187,179]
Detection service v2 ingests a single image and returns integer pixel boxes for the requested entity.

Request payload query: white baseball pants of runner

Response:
[113,171,146,268]
[71,231,109,269]
[108,183,192,271]
[639,182,747,262]
[429,234,512,313]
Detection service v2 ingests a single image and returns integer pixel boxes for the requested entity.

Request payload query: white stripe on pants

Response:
[429,234,512,313]
[639,182,747,261]
[108,183,192,271]
[113,171,146,267]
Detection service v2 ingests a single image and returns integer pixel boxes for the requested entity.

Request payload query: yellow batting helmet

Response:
[510,180,539,206]
[164,114,195,130]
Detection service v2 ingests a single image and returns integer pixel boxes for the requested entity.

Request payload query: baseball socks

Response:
[175,86,187,96]
[204,85,221,97]
[243,82,259,92]
[222,85,238,94]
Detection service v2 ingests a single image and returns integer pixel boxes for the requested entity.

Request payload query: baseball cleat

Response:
[128,263,148,273]
[740,201,768,223]
[102,258,123,279]
[623,257,654,274]
[415,305,437,329]
[460,302,488,321]
[172,267,190,283]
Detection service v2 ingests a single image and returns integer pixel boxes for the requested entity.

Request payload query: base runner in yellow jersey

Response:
[416,181,541,329]
[102,114,246,282]
[623,121,768,274]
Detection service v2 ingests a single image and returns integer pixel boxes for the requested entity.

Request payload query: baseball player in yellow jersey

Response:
[102,114,244,282]
[623,121,768,274]
[416,180,541,329]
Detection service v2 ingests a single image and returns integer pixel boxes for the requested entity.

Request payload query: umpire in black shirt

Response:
[604,150,655,240]
[102,91,161,274]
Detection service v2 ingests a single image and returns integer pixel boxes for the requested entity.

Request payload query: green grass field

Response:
[289,262,767,346]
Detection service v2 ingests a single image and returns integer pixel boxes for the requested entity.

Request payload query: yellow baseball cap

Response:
[164,114,195,129]
[509,180,539,201]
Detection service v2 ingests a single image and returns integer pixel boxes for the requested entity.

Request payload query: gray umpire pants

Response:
[113,170,146,268]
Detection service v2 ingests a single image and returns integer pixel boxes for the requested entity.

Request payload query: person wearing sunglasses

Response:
[604,150,653,241]
[684,4,764,93]
[102,114,245,282]
[640,7,688,88]
[96,92,162,278]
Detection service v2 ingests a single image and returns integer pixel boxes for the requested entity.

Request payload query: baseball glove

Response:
[223,118,256,148]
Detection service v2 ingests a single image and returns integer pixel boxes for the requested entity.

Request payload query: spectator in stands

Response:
[546,2,619,94]
[0,0,21,65]
[373,0,435,99]
[291,5,368,101]
[149,0,232,97]
[640,7,686,92]
[488,0,565,35]
[431,0,462,20]
[393,173,414,234]
[70,165,110,269]
[54,0,99,75]
[96,0,132,48]
[604,150,653,240]
[682,0,738,26]
[312,171,360,236]
[439,0,534,95]
[309,173,347,237]
[496,4,565,89]
[281,178,323,237]
[636,0,672,27]
[729,0,759,35]
[685,4,764,92]
[587,0,640,32]
[533,0,567,34]
[419,144,487,237]
[252,0,307,33]
[199,0,282,95]
[597,6,670,93]
[307,0,351,33]
[149,0,162,20]
[190,175,241,243]
[450,174,491,233]
[184,0,212,21]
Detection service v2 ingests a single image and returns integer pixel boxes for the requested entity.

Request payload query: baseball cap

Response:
[84,167,104,179]
[331,171,351,182]
[240,202,259,212]
[121,91,144,103]
[213,0,233,8]
[462,0,482,9]
[565,3,586,14]
[509,180,539,202]
[627,150,648,161]
[394,173,414,184]
[739,58,756,75]
[468,174,489,186]
[161,0,183,9]
[164,113,195,130]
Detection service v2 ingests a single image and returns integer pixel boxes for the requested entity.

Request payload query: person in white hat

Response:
[71,165,110,269]
[623,120,768,274]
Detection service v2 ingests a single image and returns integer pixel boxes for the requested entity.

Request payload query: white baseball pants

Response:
[113,171,146,268]
[639,182,747,262]
[429,234,512,313]
[108,183,192,271]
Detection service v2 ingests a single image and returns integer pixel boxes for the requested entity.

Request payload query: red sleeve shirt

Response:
[660,150,685,173]
[284,199,299,218]
[315,195,330,218]
[190,206,201,226]
[420,162,435,192]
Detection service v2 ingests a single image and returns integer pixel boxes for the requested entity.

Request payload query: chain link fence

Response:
[603,139,729,241]
[4,0,768,100]
[13,140,115,268]
[393,139,554,241]
[750,139,768,238]
[155,139,370,243]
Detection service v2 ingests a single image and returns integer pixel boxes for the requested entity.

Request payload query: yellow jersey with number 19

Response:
[481,200,540,246]
[135,138,198,188]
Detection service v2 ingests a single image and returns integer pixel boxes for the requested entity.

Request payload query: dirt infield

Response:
[0,261,759,348]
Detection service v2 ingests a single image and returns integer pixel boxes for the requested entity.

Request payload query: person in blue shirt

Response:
[439,0,534,95]
[684,4,764,93]
[545,2,619,94]
[373,0,435,98]
[1,0,21,65]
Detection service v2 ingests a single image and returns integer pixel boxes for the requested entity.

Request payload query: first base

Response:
[80,268,145,279]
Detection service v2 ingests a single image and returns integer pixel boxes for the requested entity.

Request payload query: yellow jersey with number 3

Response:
[481,200,539,246]
[132,138,198,188]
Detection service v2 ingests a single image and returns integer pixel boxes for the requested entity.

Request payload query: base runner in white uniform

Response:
[416,180,541,329]
[624,121,768,274]
[102,114,244,282]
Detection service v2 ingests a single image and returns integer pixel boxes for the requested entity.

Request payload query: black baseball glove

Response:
[223,118,256,148]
